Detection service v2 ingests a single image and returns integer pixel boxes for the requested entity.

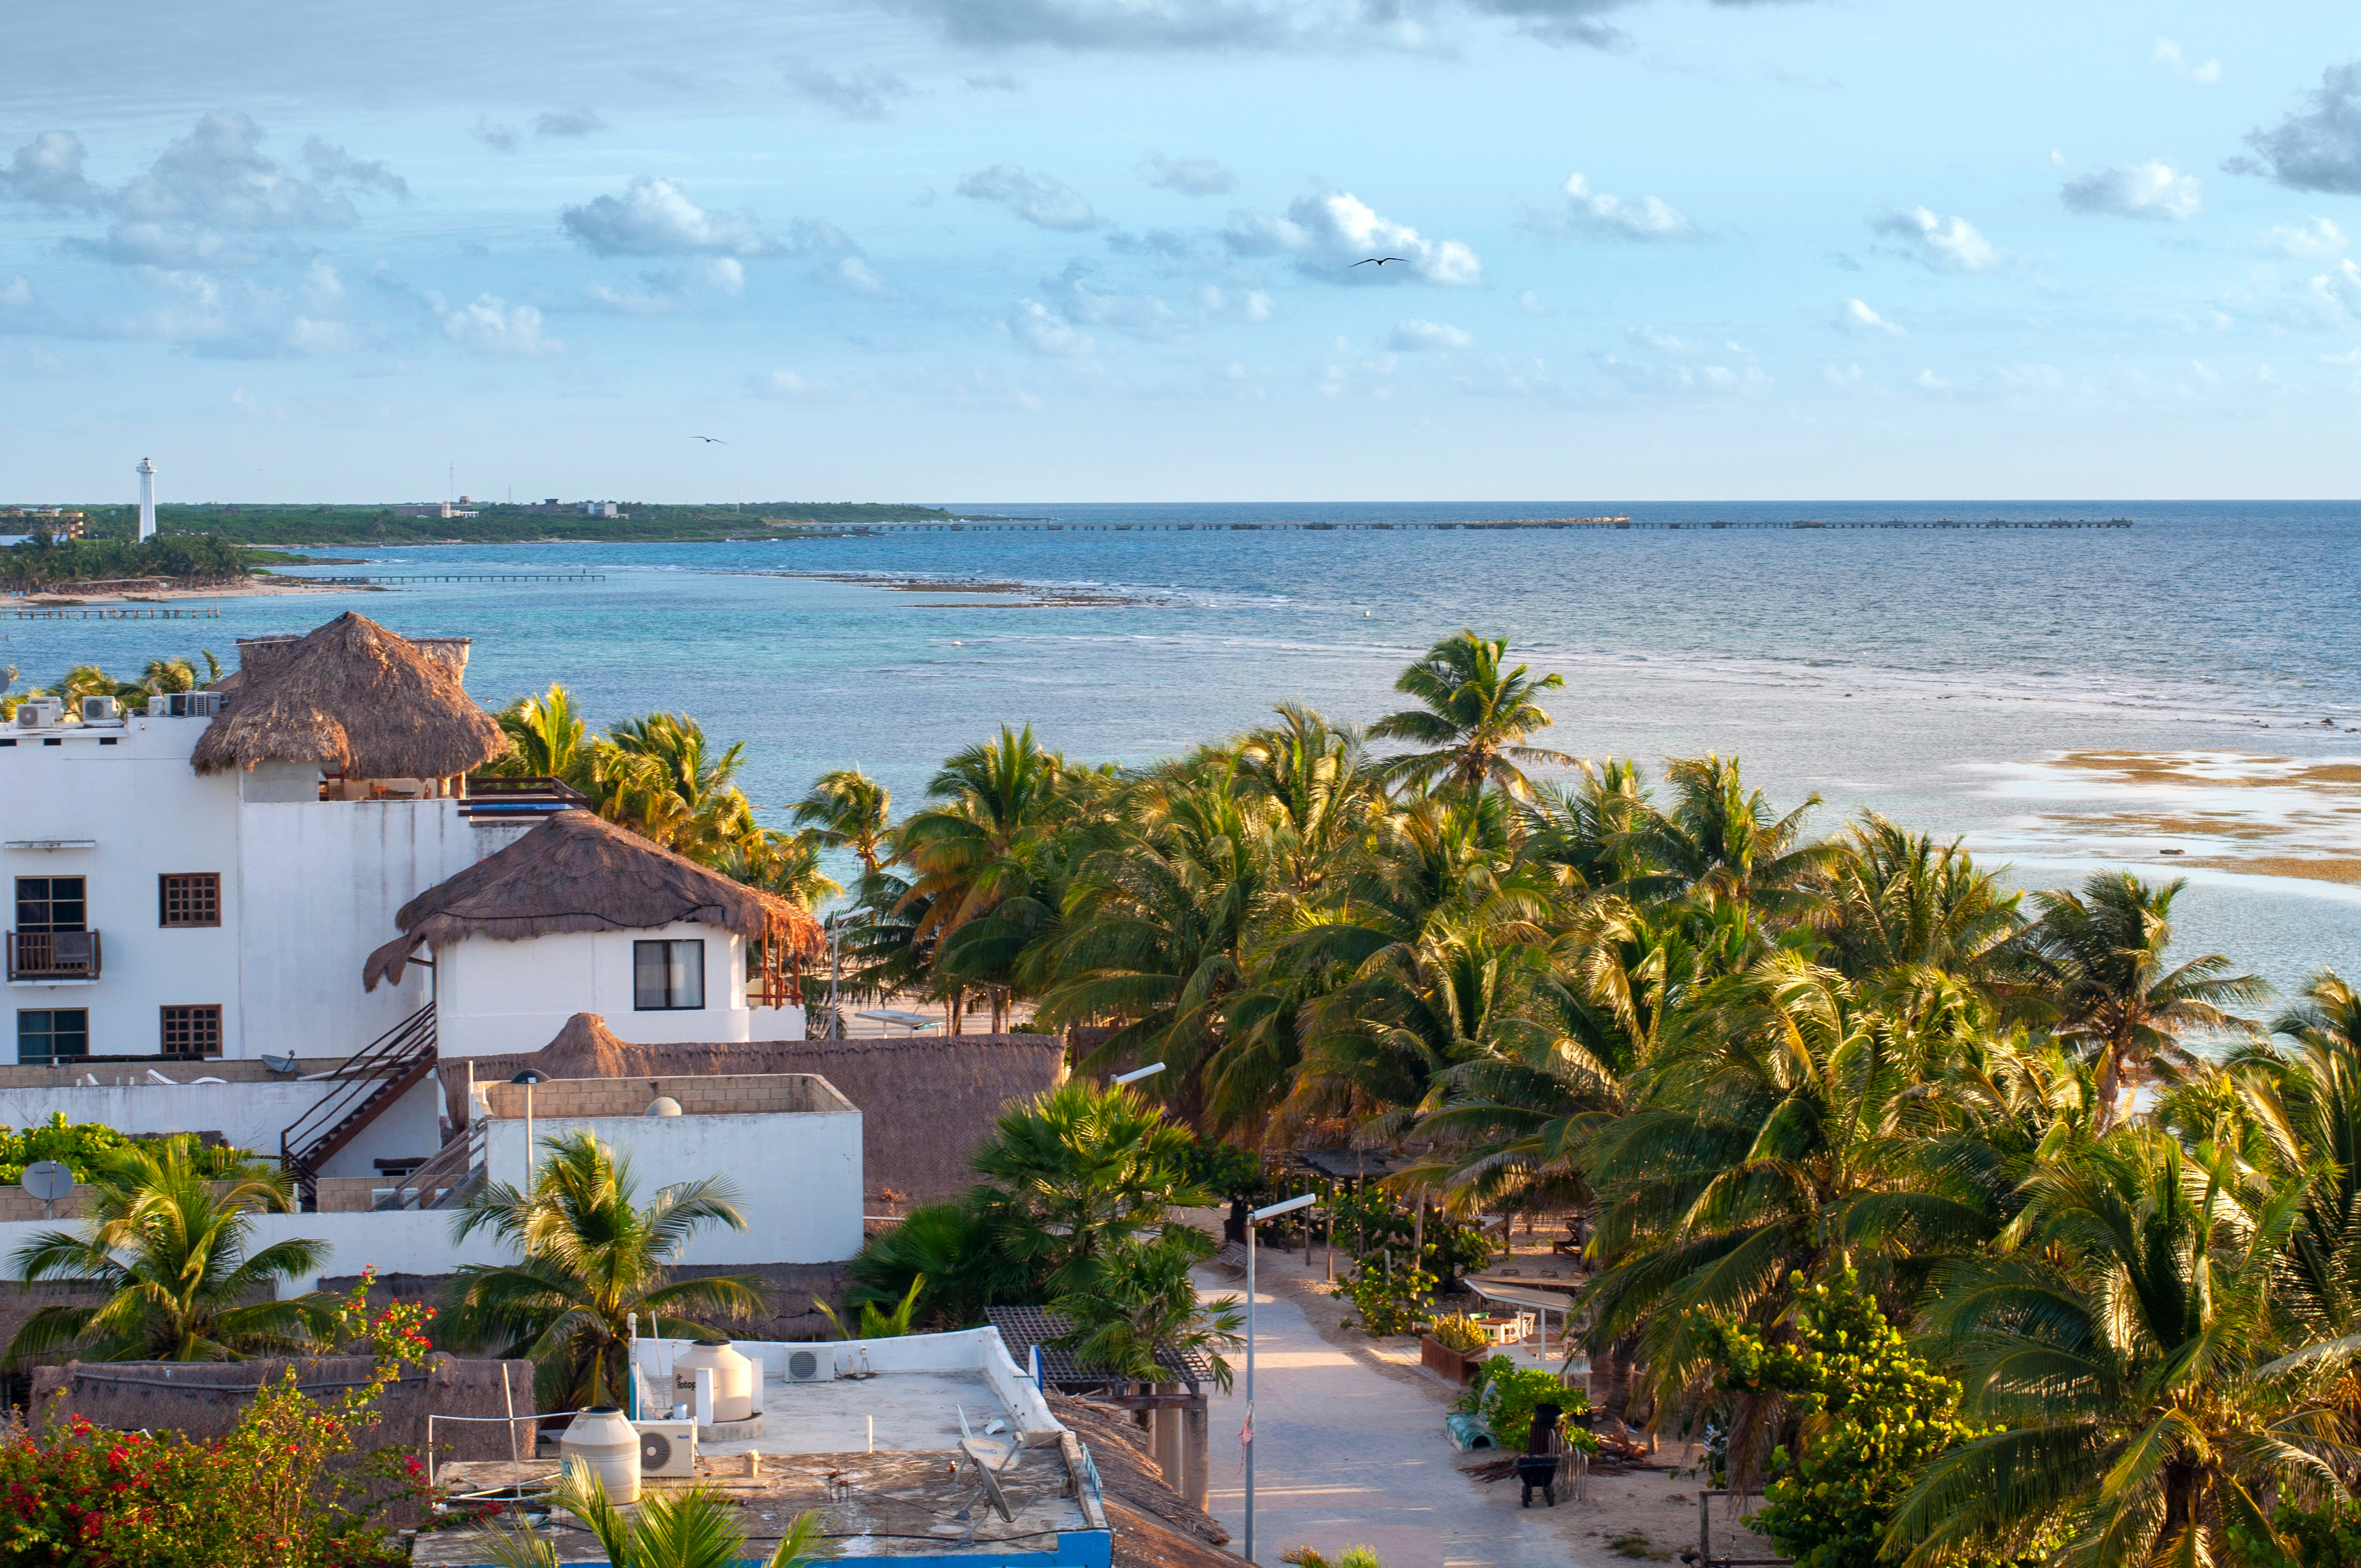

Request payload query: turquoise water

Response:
[15,499,2361,997]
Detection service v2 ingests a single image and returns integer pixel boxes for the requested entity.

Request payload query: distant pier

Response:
[7,603,222,620]
[295,572,610,584]
[845,516,2135,534]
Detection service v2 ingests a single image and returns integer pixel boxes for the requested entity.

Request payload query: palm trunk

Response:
[1603,1333,1640,1423]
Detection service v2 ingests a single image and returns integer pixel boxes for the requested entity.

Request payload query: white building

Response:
[2,611,816,1195]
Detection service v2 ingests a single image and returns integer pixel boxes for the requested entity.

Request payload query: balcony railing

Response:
[7,930,101,981]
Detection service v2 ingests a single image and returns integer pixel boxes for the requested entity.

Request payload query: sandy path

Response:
[1193,1242,1770,1568]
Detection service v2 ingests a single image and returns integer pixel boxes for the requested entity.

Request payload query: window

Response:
[161,1004,224,1057]
[159,873,222,928]
[15,876,86,933]
[633,939,706,1011]
[18,1009,89,1065]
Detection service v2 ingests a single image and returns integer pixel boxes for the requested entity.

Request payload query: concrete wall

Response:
[483,1104,862,1264]
[235,795,489,1061]
[480,1072,849,1120]
[2,712,244,1059]
[631,1326,1062,1436]
[0,1207,513,1296]
[437,921,811,1057]
[0,1065,445,1177]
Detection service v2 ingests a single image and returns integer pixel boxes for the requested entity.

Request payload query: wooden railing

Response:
[7,929,101,981]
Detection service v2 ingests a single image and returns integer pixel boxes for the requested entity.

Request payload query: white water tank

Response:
[673,1339,756,1423]
[558,1406,640,1502]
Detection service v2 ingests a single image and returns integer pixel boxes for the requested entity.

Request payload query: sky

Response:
[3,1,2360,503]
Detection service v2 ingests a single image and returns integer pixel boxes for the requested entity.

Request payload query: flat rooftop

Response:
[421,1364,1106,1566]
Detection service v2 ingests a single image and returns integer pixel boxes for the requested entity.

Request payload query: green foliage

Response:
[1337,1255,1436,1337]
[0,1114,269,1185]
[1425,1312,1490,1354]
[1325,1186,1493,1281]
[1697,1270,1991,1568]
[1280,1549,1385,1568]
[1051,1229,1243,1392]
[1177,1137,1266,1199]
[1453,1358,1597,1452]
[0,1276,434,1566]
[0,532,253,592]
[482,1457,829,1568]
[2232,1496,2361,1568]
[815,1275,925,1340]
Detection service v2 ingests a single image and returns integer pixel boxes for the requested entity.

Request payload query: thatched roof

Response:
[1046,1393,1235,1566]
[363,813,823,989]
[459,1019,1069,1201]
[192,612,507,778]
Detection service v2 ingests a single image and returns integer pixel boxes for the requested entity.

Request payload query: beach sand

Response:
[10,576,368,608]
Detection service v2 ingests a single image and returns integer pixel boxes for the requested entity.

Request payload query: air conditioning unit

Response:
[783,1346,829,1383]
[633,1419,697,1477]
[145,692,226,718]
[15,698,63,730]
[80,695,118,722]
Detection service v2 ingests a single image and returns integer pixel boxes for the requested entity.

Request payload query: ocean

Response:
[16,498,2361,1000]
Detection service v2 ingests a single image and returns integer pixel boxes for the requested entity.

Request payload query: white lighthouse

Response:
[136,457,156,541]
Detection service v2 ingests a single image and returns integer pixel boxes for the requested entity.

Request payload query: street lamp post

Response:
[1112,1062,1166,1086]
[510,1070,545,1186]
[1245,1190,1316,1563]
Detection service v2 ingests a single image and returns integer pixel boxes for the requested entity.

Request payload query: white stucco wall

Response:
[0,1076,447,1178]
[235,796,489,1061]
[0,1208,513,1297]
[437,921,805,1057]
[3,713,244,1060]
[484,1106,861,1263]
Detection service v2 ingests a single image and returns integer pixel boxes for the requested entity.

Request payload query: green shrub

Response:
[0,1114,270,1185]
[2232,1496,2361,1568]
[1455,1358,1598,1452]
[1425,1313,1490,1354]
[1337,1257,1435,1336]
[1695,1270,1995,1568]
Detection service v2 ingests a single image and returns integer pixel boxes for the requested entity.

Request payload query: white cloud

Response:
[1870,206,1997,273]
[1007,298,1094,356]
[1823,362,1866,387]
[755,368,833,399]
[2263,217,2347,258]
[782,59,911,120]
[584,257,746,315]
[965,72,1025,92]
[1387,318,1471,351]
[0,275,31,308]
[471,117,521,153]
[957,163,1101,230]
[2298,258,2361,327]
[535,109,607,138]
[2231,63,2361,194]
[0,129,101,208]
[1541,173,1698,242]
[1037,261,1180,339]
[562,176,775,257]
[779,217,897,297]
[834,257,893,297]
[1516,288,1548,314]
[442,293,561,356]
[1196,284,1274,323]
[1596,328,1768,396]
[1220,191,1481,286]
[1839,298,1905,336]
[2060,161,2202,220]
[2152,39,2219,85]
[1139,154,1237,196]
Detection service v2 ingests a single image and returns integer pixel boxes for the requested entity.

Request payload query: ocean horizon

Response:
[17,497,2360,1001]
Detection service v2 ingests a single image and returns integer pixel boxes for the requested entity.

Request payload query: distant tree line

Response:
[1,533,253,592]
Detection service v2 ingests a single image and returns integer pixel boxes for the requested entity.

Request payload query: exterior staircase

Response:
[281,1004,438,1212]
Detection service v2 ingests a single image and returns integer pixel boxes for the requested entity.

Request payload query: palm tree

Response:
[1050,1231,1244,1392]
[139,650,221,694]
[1368,631,1574,798]
[7,1135,330,1363]
[718,829,842,911]
[1889,1130,2333,1568]
[1616,754,1834,919]
[1518,758,1651,893]
[1230,703,1383,905]
[445,1131,768,1409]
[587,712,758,864]
[966,1081,1210,1298]
[1035,768,1274,1100]
[489,1464,825,1568]
[792,767,893,876]
[2015,871,2266,1131]
[493,682,591,780]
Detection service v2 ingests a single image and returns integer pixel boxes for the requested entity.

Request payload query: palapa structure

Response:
[363,809,824,993]
[191,611,507,782]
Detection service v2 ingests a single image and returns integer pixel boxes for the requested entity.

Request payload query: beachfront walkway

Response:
[1196,1263,1597,1568]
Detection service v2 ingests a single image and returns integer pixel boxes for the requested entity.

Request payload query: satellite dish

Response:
[21,1161,74,1203]
[260,1053,297,1075]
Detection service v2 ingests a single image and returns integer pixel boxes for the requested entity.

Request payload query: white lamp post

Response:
[510,1069,544,1186]
[1112,1062,1167,1085]
[1244,1190,1317,1562]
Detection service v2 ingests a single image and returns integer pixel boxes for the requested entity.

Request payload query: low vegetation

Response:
[29,499,973,547]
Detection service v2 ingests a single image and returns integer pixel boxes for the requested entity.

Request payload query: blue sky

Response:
[3,0,2359,503]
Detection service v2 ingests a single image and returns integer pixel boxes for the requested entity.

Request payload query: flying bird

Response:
[693,435,726,444]
[1352,257,1407,268]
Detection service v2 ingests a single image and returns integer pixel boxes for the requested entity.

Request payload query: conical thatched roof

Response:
[362,811,823,989]
[192,612,507,778]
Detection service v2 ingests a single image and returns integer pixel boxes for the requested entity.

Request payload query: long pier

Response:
[851,517,2134,533]
[7,603,222,620]
[295,573,609,584]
